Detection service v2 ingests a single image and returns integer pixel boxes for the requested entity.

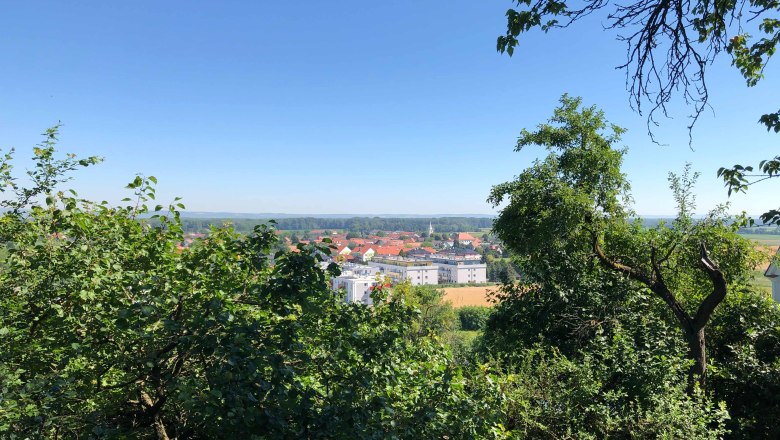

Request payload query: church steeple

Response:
[428,221,434,235]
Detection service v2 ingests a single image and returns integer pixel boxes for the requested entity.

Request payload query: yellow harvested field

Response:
[443,286,496,308]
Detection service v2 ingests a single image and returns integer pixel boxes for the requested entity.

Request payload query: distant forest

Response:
[179,217,495,233]
[177,216,780,235]
[736,226,780,235]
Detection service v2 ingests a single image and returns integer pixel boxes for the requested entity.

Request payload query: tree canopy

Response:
[486,96,780,436]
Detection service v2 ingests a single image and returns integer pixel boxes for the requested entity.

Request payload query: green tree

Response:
[393,283,458,336]
[483,97,780,436]
[718,158,780,224]
[488,95,761,389]
[457,306,492,331]
[487,259,518,283]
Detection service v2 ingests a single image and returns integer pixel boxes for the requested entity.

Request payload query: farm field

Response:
[739,233,780,246]
[443,285,496,307]
[738,233,778,293]
[751,269,772,292]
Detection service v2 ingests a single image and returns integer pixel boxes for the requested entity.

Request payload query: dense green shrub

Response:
[492,348,729,439]
[458,306,492,331]
[708,288,780,438]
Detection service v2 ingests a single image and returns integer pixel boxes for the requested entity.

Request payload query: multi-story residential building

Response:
[368,257,439,286]
[341,263,380,277]
[331,264,382,305]
[427,248,487,284]
[332,274,376,305]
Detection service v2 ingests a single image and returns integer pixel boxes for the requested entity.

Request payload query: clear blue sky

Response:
[1,0,777,216]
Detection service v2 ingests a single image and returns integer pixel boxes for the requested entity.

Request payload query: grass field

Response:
[464,229,492,238]
[443,285,495,307]
[738,233,776,293]
[751,269,772,291]
[739,233,780,246]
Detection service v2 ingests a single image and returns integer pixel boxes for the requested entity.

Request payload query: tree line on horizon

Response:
[178,217,494,234]
[176,216,780,236]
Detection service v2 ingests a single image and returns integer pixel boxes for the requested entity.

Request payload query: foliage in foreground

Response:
[0,128,760,439]
[483,96,780,438]
[0,133,502,439]
[496,348,729,439]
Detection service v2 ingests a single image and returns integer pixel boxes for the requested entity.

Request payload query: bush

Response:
[458,306,492,331]
[494,348,729,439]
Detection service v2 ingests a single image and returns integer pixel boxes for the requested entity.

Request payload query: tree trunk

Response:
[140,390,171,440]
[686,327,707,391]
[593,239,726,394]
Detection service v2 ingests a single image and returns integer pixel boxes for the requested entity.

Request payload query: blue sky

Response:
[1,0,777,215]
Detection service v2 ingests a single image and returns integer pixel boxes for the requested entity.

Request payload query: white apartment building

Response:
[427,248,487,284]
[341,263,380,277]
[368,257,439,286]
[332,273,377,305]
[330,263,382,305]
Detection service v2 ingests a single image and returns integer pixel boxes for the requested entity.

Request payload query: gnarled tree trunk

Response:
[594,239,726,391]
[686,327,707,389]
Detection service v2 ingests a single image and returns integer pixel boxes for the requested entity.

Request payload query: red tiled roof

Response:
[351,246,375,255]
[335,245,351,254]
[374,246,403,256]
